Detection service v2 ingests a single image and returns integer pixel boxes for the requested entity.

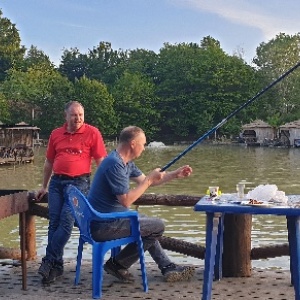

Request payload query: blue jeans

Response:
[91,214,172,270]
[43,175,90,266]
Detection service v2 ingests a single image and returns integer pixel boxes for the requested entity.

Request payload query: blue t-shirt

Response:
[88,150,142,213]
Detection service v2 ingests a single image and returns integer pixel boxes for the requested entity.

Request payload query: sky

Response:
[1,0,299,67]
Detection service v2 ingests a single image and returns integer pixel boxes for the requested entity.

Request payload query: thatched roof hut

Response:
[279,120,300,147]
[241,120,275,145]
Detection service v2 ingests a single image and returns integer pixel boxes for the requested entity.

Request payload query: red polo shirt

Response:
[46,123,107,177]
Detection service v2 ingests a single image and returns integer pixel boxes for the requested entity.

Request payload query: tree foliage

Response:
[22,45,54,71]
[59,48,89,82]
[126,49,158,83]
[0,92,9,122]
[0,9,26,81]
[112,71,160,138]
[155,38,259,138]
[253,33,300,125]
[1,9,300,143]
[74,76,117,136]
[2,65,74,134]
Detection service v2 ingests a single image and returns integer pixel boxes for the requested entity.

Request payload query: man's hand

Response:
[146,165,192,187]
[36,187,48,201]
[147,168,165,186]
[175,165,193,178]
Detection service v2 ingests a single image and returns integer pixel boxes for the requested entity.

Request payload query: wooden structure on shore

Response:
[0,122,40,164]
[0,190,291,289]
[241,119,276,146]
[279,120,300,147]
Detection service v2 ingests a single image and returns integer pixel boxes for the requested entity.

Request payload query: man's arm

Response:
[116,165,192,208]
[94,156,105,167]
[151,165,192,186]
[117,169,163,208]
[36,159,53,201]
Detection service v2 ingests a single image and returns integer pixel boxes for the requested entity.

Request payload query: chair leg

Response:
[137,240,148,292]
[92,247,105,299]
[111,246,121,257]
[75,239,84,285]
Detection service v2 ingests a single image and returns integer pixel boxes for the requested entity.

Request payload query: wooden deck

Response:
[0,259,294,299]
[0,156,34,165]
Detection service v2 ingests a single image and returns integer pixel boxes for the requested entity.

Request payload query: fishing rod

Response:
[161,61,300,172]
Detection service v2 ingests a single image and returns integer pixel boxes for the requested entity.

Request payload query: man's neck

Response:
[66,123,83,134]
[116,146,131,164]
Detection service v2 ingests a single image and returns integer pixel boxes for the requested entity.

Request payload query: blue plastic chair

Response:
[65,184,148,299]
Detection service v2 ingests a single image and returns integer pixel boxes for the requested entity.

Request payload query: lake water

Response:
[1,143,300,269]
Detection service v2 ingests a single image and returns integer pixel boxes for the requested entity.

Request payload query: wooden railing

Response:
[0,191,290,279]
[0,190,29,290]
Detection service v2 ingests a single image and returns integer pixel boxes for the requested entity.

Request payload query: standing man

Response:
[88,126,195,283]
[36,100,107,283]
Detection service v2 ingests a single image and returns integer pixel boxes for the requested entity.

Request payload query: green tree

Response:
[0,9,26,81]
[253,33,300,124]
[74,76,117,136]
[205,54,259,136]
[59,42,128,90]
[198,36,260,136]
[112,71,160,138]
[155,42,206,137]
[87,42,128,88]
[2,65,74,134]
[59,48,89,82]
[22,45,53,70]
[201,35,221,49]
[0,92,10,122]
[126,49,158,82]
[155,38,259,139]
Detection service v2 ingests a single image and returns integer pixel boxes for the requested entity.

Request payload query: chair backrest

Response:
[65,184,141,243]
[65,184,95,242]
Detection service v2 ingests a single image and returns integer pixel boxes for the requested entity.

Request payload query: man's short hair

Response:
[119,126,144,143]
[64,101,84,112]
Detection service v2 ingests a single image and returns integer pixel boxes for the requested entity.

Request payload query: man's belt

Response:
[53,173,91,180]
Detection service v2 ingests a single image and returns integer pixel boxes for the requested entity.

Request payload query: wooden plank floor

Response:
[0,259,294,299]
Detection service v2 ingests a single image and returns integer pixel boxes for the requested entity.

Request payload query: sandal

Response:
[104,258,134,282]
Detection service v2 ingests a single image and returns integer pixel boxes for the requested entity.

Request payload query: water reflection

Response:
[1,144,299,269]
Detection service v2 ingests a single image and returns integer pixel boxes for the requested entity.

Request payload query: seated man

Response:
[88,126,195,282]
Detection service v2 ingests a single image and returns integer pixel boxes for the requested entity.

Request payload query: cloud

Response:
[55,21,103,34]
[173,0,299,40]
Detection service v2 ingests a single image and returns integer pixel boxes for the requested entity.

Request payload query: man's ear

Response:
[130,139,136,148]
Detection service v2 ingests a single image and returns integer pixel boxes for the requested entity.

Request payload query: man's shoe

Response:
[38,260,53,281]
[42,265,64,284]
[104,258,134,282]
[162,263,195,282]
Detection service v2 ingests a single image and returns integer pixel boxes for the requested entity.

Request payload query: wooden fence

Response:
[0,191,290,279]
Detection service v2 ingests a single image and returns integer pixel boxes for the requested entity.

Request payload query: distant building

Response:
[241,120,275,145]
[279,120,300,147]
[0,122,40,164]
[0,122,40,148]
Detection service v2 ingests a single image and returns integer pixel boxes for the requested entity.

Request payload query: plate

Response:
[240,202,272,207]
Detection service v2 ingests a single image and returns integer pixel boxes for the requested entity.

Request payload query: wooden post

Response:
[19,212,27,290]
[222,214,252,277]
[25,212,37,260]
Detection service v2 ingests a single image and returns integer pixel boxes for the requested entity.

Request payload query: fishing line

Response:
[161,61,300,171]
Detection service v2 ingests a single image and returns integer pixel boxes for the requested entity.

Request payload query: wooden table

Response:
[194,196,300,300]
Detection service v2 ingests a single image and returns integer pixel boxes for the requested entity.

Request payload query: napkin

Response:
[246,184,288,205]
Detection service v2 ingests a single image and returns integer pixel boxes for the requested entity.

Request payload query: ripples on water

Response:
[1,144,299,269]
